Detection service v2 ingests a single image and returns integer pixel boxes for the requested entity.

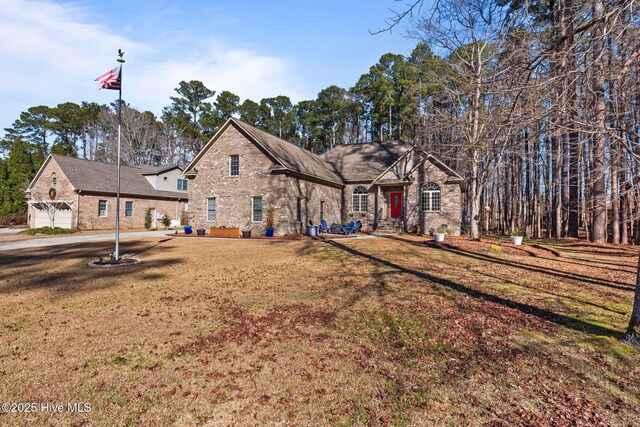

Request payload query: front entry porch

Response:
[373,184,409,234]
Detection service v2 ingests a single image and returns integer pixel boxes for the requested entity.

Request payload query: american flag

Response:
[95,65,121,90]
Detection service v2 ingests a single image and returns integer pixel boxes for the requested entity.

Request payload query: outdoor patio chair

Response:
[319,219,330,233]
[342,220,361,235]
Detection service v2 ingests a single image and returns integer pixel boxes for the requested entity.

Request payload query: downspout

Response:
[75,190,81,229]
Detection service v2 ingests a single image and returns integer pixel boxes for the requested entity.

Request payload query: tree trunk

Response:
[554,135,563,238]
[621,183,629,245]
[622,256,640,349]
[591,0,607,243]
[612,145,620,244]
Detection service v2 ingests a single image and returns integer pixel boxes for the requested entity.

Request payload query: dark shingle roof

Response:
[50,155,186,199]
[321,140,412,182]
[232,119,343,185]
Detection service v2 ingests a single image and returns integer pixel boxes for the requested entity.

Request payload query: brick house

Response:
[26,155,188,229]
[184,118,464,235]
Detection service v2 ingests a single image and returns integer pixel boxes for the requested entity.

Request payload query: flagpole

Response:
[115,51,125,261]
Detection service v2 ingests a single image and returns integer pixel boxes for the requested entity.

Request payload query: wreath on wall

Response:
[48,187,56,200]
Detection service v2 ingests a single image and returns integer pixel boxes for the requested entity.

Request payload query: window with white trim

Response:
[177,178,188,191]
[352,186,368,213]
[51,172,57,189]
[252,197,263,222]
[206,197,217,222]
[98,200,107,217]
[229,155,239,176]
[421,183,441,212]
[125,201,133,217]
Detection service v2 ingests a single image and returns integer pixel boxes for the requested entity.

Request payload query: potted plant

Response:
[265,205,275,237]
[510,227,525,245]
[433,225,447,242]
[48,187,56,200]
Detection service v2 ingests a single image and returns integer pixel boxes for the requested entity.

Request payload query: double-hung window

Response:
[98,200,107,217]
[229,155,239,176]
[252,197,263,222]
[177,178,188,191]
[207,197,217,222]
[125,201,133,217]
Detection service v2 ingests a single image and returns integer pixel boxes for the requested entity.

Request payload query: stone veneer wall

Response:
[341,183,377,230]
[188,126,342,235]
[405,161,462,236]
[28,158,186,229]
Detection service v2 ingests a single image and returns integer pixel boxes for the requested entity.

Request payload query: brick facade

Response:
[188,126,342,235]
[188,125,463,236]
[75,194,185,230]
[27,158,186,230]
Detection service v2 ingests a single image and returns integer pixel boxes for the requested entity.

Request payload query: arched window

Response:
[421,182,440,212]
[51,172,57,189]
[352,186,369,213]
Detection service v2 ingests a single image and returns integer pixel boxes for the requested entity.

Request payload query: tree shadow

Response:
[377,234,634,292]
[321,239,623,339]
[0,239,182,297]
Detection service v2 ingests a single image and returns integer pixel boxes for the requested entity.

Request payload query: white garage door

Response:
[34,208,73,228]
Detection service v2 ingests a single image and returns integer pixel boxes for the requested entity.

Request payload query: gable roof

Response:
[183,118,343,186]
[184,118,463,187]
[29,155,187,200]
[321,140,412,182]
[140,164,182,175]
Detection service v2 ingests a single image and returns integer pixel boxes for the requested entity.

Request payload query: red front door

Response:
[390,192,402,218]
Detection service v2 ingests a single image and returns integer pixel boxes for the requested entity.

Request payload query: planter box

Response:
[209,227,239,238]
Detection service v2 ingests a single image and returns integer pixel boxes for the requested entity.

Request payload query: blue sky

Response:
[0,0,426,135]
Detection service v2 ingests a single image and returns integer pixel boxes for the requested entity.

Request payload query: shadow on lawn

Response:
[322,239,623,339]
[0,239,180,296]
[380,235,634,292]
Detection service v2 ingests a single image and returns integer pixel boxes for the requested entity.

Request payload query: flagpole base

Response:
[89,257,141,268]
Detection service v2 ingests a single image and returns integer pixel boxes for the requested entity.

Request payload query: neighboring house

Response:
[26,154,188,229]
[184,118,464,235]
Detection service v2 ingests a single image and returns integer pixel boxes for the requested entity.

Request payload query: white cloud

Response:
[0,0,306,132]
[128,41,306,116]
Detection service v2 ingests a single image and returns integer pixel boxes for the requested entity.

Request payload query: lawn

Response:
[0,235,638,426]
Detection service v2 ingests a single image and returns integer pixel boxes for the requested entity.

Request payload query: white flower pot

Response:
[510,235,524,245]
[434,232,446,242]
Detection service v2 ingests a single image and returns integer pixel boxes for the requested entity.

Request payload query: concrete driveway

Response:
[0,228,23,237]
[0,230,171,252]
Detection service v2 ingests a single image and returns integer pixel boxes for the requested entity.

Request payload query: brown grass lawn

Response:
[0,235,639,426]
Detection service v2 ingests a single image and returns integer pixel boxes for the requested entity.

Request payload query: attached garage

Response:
[29,201,74,229]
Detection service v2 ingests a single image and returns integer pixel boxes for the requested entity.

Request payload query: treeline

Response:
[388,0,640,244]
[0,43,443,217]
[2,0,640,247]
